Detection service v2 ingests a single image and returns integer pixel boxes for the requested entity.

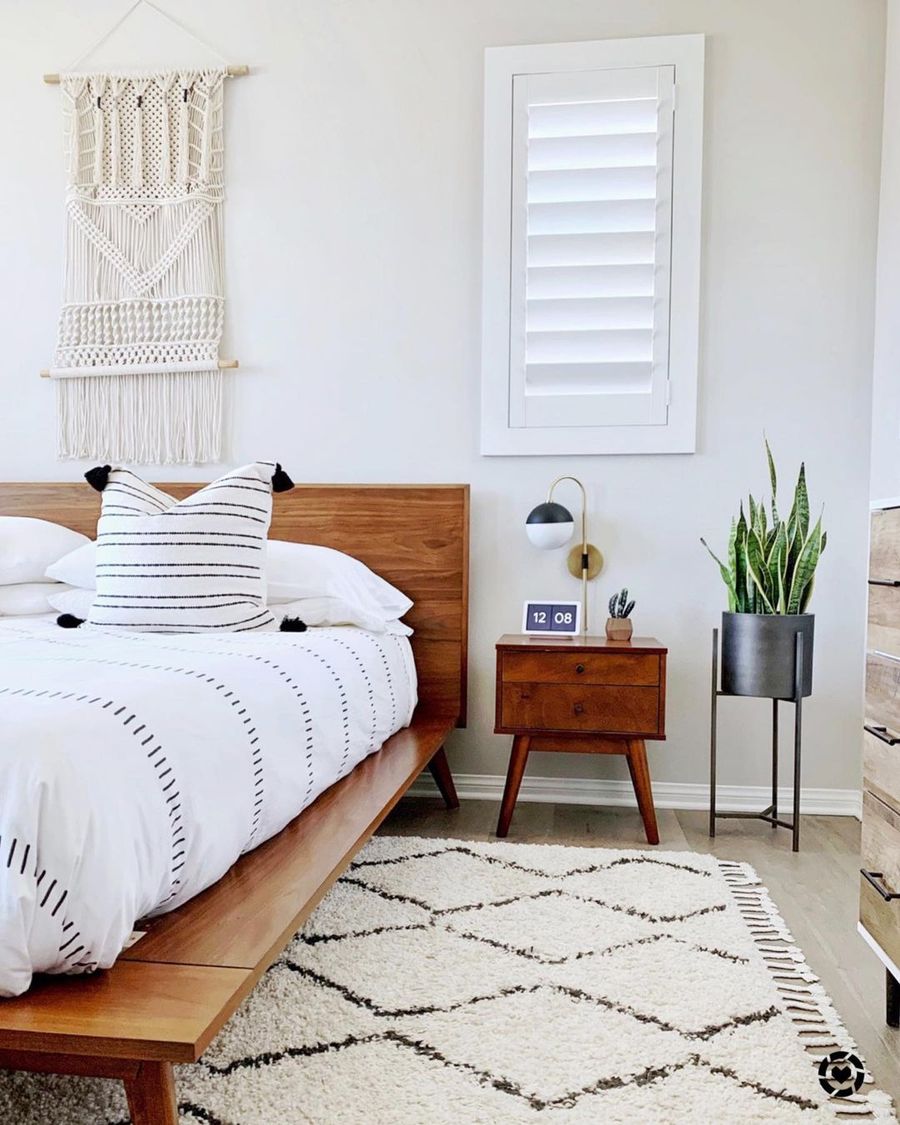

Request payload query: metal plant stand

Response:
[709,626,805,852]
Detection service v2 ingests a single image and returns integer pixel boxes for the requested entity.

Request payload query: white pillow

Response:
[266,541,413,621]
[47,587,94,619]
[82,462,292,633]
[0,517,89,586]
[0,582,74,616]
[45,540,95,587]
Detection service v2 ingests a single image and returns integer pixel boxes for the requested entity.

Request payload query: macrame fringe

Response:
[719,860,896,1120]
[56,370,223,464]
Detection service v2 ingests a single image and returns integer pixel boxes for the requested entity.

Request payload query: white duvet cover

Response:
[0,617,416,997]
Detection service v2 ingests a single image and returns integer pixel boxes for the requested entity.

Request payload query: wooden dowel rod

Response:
[40,359,240,378]
[43,64,249,84]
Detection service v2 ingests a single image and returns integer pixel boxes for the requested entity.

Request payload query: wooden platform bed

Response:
[0,482,469,1124]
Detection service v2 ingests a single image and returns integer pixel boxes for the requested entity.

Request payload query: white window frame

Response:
[481,35,705,456]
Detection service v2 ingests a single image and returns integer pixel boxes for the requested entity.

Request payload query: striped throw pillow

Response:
[84,461,294,633]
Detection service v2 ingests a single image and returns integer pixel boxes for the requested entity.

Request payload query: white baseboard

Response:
[409,772,862,818]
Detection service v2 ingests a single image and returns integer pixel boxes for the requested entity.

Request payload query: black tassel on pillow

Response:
[279,616,308,632]
[271,463,295,493]
[56,614,84,629]
[84,465,112,492]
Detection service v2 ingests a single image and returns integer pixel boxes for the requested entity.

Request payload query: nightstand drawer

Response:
[502,650,659,687]
[500,682,661,736]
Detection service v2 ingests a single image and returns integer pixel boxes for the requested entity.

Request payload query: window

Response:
[481,36,704,455]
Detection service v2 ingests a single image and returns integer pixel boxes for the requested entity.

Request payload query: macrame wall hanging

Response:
[43,1,247,464]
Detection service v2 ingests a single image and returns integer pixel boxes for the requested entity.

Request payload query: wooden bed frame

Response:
[0,481,469,1124]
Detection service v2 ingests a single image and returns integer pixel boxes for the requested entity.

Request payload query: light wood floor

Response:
[381,796,900,1107]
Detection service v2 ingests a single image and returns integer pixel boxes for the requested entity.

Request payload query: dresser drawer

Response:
[500,682,661,736]
[866,652,900,732]
[868,584,900,660]
[860,869,900,973]
[863,727,900,814]
[501,650,659,687]
[862,790,900,893]
[870,506,900,584]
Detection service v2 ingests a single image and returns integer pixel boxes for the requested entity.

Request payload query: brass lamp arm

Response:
[548,475,588,560]
[547,476,592,633]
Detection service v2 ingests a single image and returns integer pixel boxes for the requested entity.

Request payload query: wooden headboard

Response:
[0,482,470,726]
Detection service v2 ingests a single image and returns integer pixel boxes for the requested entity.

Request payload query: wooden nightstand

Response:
[494,634,668,843]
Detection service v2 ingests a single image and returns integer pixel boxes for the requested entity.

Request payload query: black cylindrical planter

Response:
[720,612,814,699]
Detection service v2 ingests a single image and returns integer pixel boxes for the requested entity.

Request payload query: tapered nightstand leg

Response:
[497,735,530,837]
[626,739,660,845]
[428,746,460,809]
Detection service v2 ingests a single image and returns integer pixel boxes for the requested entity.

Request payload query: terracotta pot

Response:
[605,617,633,641]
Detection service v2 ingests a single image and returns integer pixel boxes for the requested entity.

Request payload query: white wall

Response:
[0,0,886,797]
[872,0,900,503]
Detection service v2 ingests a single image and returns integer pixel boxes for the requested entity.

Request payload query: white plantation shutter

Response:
[481,37,704,455]
[510,67,674,428]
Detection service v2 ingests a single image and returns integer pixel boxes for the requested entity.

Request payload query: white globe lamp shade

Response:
[525,502,575,550]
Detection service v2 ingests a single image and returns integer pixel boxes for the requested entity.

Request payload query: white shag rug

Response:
[0,837,895,1124]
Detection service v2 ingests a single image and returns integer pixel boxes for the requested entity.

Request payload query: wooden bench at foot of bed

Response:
[0,712,459,1124]
[0,481,469,1124]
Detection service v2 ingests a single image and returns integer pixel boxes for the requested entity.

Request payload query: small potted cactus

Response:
[606,588,635,641]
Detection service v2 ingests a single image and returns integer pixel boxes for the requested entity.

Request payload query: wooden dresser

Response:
[860,503,900,1027]
[494,634,667,844]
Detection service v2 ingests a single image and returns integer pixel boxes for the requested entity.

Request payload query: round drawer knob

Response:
[575,663,585,674]
[574,702,584,715]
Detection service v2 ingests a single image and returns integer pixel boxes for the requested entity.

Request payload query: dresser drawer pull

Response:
[864,723,900,746]
[861,869,900,901]
[573,702,584,715]
[575,663,585,674]
[869,578,900,587]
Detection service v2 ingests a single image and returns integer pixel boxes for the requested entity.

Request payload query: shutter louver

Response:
[508,65,675,428]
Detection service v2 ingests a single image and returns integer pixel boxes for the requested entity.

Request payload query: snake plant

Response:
[701,441,826,615]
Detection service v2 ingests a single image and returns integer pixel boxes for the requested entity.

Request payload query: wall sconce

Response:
[525,476,603,633]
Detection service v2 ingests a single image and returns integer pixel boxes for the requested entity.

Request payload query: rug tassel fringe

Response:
[721,861,896,1121]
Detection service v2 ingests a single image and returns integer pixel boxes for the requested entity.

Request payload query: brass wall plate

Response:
[567,543,603,580]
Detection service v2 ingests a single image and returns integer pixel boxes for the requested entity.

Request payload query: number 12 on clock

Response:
[522,600,582,637]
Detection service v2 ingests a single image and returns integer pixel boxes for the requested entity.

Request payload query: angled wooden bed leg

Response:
[124,1060,177,1125]
[428,746,460,809]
